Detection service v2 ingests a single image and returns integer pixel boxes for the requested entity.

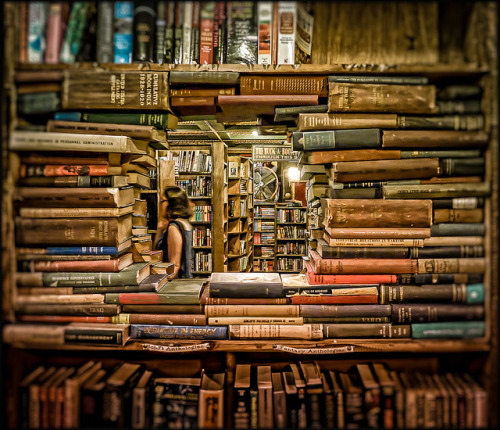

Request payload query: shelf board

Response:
[15,62,490,77]
[6,339,492,354]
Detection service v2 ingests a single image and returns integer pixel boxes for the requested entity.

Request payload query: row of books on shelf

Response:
[171,150,212,174]
[192,205,212,223]
[276,226,307,239]
[175,178,212,197]
[193,227,212,247]
[254,232,275,245]
[18,1,314,66]
[276,208,307,223]
[276,243,307,254]
[13,359,488,429]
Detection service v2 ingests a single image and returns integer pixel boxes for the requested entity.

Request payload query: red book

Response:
[305,262,398,284]
[20,164,122,177]
[200,2,214,64]
[309,250,418,275]
[291,295,379,305]
[45,2,65,63]
[21,253,133,273]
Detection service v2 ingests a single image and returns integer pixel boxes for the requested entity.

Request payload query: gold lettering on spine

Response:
[139,73,146,107]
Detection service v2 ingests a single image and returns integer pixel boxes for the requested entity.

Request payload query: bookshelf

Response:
[1,1,499,428]
[253,202,277,272]
[275,204,308,273]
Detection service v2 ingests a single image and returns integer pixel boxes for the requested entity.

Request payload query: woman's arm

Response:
[167,223,183,278]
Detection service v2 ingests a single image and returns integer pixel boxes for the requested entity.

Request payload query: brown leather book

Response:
[323,226,432,239]
[433,208,484,223]
[322,198,432,228]
[329,158,440,182]
[170,87,236,96]
[297,113,398,131]
[301,148,401,164]
[382,130,489,148]
[328,82,436,114]
[240,75,328,96]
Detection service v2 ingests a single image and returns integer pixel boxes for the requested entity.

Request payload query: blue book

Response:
[20,245,129,256]
[54,112,82,121]
[130,325,228,340]
[411,321,485,339]
[114,2,134,63]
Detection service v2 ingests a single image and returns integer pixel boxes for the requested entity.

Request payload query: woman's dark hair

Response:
[163,186,194,220]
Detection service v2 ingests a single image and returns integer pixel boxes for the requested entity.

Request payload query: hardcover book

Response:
[209,272,283,298]
[129,324,227,340]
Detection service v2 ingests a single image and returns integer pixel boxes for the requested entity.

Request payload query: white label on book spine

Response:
[258,2,273,65]
[273,344,355,354]
[277,2,296,65]
[141,342,211,352]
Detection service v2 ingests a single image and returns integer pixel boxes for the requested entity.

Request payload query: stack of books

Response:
[294,75,488,340]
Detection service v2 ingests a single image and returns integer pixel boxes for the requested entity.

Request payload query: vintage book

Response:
[276,1,296,64]
[122,304,204,314]
[59,2,91,63]
[105,278,205,304]
[320,372,335,429]
[294,3,314,64]
[28,366,58,429]
[370,363,395,430]
[171,88,235,96]
[324,225,431,239]
[129,324,227,340]
[461,373,488,429]
[16,262,149,287]
[433,208,484,223]
[169,71,240,85]
[257,366,274,428]
[209,272,283,298]
[201,297,290,305]
[16,294,105,306]
[381,130,489,148]
[438,84,482,100]
[411,321,485,338]
[15,217,132,247]
[411,245,484,259]
[18,175,130,188]
[290,292,378,305]
[205,304,299,317]
[330,158,440,182]
[199,2,214,64]
[382,182,490,199]
[287,363,308,430]
[322,198,432,228]
[391,304,484,323]
[67,111,180,130]
[113,1,133,62]
[19,205,134,218]
[62,70,170,110]
[48,366,76,429]
[379,283,484,304]
[10,131,148,154]
[309,250,417,274]
[293,128,381,151]
[328,82,436,114]
[18,365,47,429]
[132,2,155,62]
[96,1,114,62]
[16,315,114,323]
[228,324,323,340]
[240,75,327,96]
[440,157,485,177]
[338,372,365,428]
[21,151,122,166]
[198,371,225,429]
[281,370,300,429]
[102,362,146,427]
[299,304,391,318]
[130,369,156,428]
[271,371,287,429]
[322,232,425,248]
[209,317,303,325]
[80,367,108,428]
[417,257,486,274]
[17,91,60,114]
[257,2,273,64]
[226,1,257,64]
[297,113,398,131]
[397,114,484,130]
[16,186,135,208]
[299,362,324,429]
[39,366,70,429]
[233,364,251,429]
[18,252,133,272]
[431,223,485,236]
[355,364,380,428]
[46,120,167,141]
[112,313,207,325]
[400,149,483,159]
[398,273,483,284]
[20,164,124,178]
[323,323,411,338]
[16,241,132,258]
[328,75,429,85]
[15,303,120,316]
[316,241,411,260]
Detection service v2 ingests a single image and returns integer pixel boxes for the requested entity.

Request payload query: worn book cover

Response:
[209,272,283,298]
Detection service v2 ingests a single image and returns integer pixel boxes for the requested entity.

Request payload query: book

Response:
[382,182,491,199]
[11,131,151,155]
[21,151,123,166]
[198,371,226,429]
[328,82,436,114]
[209,272,283,298]
[398,273,483,284]
[105,278,206,304]
[417,257,486,274]
[430,223,486,236]
[80,368,108,428]
[371,363,395,430]
[228,324,323,340]
[323,226,431,239]
[62,70,170,110]
[328,75,429,85]
[233,364,252,429]
[322,198,432,228]
[256,366,274,428]
[297,113,398,131]
[15,216,132,247]
[288,363,308,429]
[15,303,120,316]
[121,304,204,314]
[379,284,485,304]
[381,130,489,148]
[309,250,417,275]
[96,1,114,62]
[103,362,146,427]
[16,294,106,306]
[290,292,378,305]
[299,304,391,318]
[316,240,411,260]
[209,317,303,325]
[59,2,91,63]
[299,362,324,429]
[276,1,296,64]
[354,364,380,428]
[18,252,132,272]
[226,1,257,64]
[323,323,411,338]
[18,365,47,429]
[330,158,440,182]
[29,366,58,429]
[16,262,150,287]
[272,371,288,429]
[391,304,484,323]
[240,75,327,96]
[129,324,227,340]
[16,241,132,257]
[322,232,424,248]
[205,304,299,317]
[295,3,314,64]
[433,208,484,223]
[397,114,484,130]
[411,321,485,338]
[132,2,155,62]
[20,163,124,178]
[169,71,240,85]
[18,175,130,188]
[293,128,381,151]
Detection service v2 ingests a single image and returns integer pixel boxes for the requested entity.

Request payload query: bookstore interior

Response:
[1,1,499,428]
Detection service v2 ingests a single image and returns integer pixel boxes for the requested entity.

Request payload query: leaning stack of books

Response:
[295,74,488,340]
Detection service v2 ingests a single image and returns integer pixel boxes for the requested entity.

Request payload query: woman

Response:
[155,186,194,278]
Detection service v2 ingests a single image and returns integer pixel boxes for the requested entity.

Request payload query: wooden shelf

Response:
[5,339,492,354]
[14,62,490,76]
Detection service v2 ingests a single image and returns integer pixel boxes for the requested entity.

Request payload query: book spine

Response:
[97,2,114,63]
[44,3,64,64]
[291,295,378,305]
[154,2,166,63]
[209,317,304,325]
[83,112,174,130]
[20,164,115,177]
[27,2,48,63]
[314,258,418,275]
[379,284,484,304]
[129,324,227,340]
[21,259,120,272]
[257,2,273,65]
[113,2,134,63]
[323,237,425,247]
[391,304,484,323]
[328,75,429,85]
[164,1,174,63]
[173,1,183,64]
[417,257,485,274]
[411,321,485,338]
[323,323,411,338]
[412,245,483,258]
[105,293,198,305]
[64,328,125,345]
[205,305,299,317]
[113,313,206,325]
[132,2,156,62]
[397,115,484,130]
[202,297,290,305]
[17,315,112,323]
[277,2,296,65]
[431,223,485,237]
[199,3,215,65]
[226,2,257,64]
[433,209,484,224]
[59,2,90,63]
[400,149,483,159]
[301,129,381,150]
[299,304,391,318]
[319,246,410,259]
[181,2,193,64]
[19,2,28,63]
[382,183,490,199]
[306,271,398,284]
[297,113,399,131]
[25,246,123,255]
[190,1,200,64]
[294,3,313,64]
[382,130,489,149]
[228,324,323,340]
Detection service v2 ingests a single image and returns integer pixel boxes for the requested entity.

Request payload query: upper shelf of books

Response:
[13,62,490,77]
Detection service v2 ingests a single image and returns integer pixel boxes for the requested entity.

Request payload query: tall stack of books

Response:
[294,75,488,340]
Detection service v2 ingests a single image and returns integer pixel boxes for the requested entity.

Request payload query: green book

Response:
[382,182,491,199]
[292,129,381,151]
[411,321,485,339]
[16,263,150,288]
[169,71,240,85]
[81,112,179,131]
[430,223,485,236]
